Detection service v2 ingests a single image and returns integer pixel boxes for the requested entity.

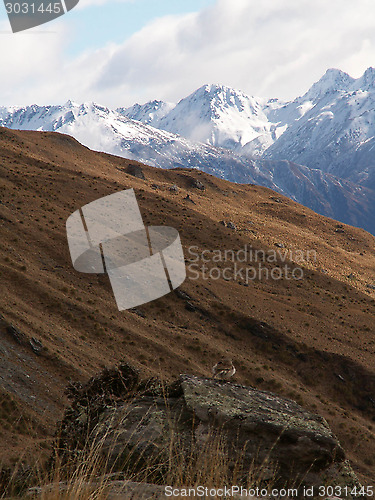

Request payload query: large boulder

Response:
[57,368,360,495]
[179,375,357,490]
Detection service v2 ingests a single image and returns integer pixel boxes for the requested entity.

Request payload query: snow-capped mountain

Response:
[120,68,375,183]
[263,69,356,134]
[1,67,375,235]
[156,84,284,156]
[122,67,375,193]
[120,84,287,157]
[0,100,272,171]
[264,68,375,185]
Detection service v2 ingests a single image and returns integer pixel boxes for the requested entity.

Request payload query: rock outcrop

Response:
[56,365,360,496]
[179,375,358,490]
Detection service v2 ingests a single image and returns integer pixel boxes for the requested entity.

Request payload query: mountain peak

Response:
[354,67,375,91]
[176,83,263,118]
[154,83,271,151]
[200,83,237,93]
[303,68,355,102]
[189,83,253,102]
[64,99,79,108]
[320,68,353,85]
[324,68,349,77]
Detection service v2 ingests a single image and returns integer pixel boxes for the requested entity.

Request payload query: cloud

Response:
[0,18,115,106]
[0,0,375,107]
[0,20,68,105]
[91,0,375,104]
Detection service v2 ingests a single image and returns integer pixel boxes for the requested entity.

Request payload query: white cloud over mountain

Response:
[0,0,374,107]
[94,0,375,104]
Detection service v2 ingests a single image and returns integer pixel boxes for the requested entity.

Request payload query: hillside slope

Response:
[0,128,375,482]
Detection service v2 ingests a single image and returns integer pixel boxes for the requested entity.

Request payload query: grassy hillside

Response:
[0,127,374,483]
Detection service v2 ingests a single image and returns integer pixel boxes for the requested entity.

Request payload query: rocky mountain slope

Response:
[0,127,375,483]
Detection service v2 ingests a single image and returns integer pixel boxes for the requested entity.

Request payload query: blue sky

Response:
[63,0,216,56]
[0,0,374,107]
[0,0,215,51]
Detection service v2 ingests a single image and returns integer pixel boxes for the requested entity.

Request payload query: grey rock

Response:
[185,301,196,312]
[130,308,146,318]
[184,193,196,204]
[191,178,205,190]
[174,289,192,301]
[58,373,360,494]
[181,375,345,469]
[29,337,44,355]
[27,480,169,499]
[126,164,145,180]
[0,314,27,345]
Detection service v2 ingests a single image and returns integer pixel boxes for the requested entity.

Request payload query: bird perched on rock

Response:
[212,358,236,380]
